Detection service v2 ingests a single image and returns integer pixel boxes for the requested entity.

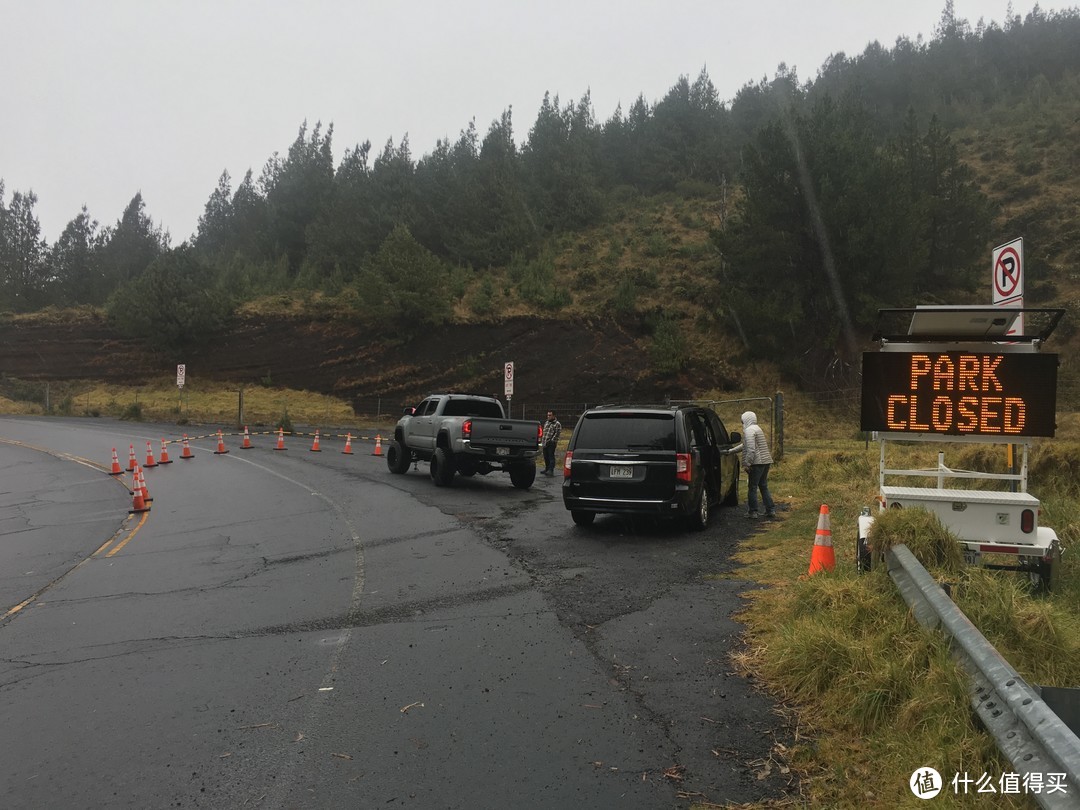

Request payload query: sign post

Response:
[177,364,186,413]
[504,361,514,411]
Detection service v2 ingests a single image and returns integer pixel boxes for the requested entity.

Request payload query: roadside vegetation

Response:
[729,393,1080,808]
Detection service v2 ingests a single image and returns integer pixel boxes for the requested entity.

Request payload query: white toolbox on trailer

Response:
[880,485,1040,546]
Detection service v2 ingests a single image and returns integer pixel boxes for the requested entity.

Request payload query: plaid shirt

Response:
[542,418,562,445]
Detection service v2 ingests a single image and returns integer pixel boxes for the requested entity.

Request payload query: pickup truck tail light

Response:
[462,419,472,439]
[537,423,543,446]
[676,453,692,482]
[563,451,572,478]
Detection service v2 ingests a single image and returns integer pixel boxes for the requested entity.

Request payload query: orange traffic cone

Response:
[144,440,158,468]
[214,429,229,455]
[342,433,354,454]
[808,504,836,575]
[127,444,137,472]
[137,465,152,503]
[240,426,253,450]
[158,438,173,464]
[274,426,286,451]
[180,434,194,460]
[129,470,150,513]
[108,447,124,476]
[372,434,383,456]
[310,429,321,452]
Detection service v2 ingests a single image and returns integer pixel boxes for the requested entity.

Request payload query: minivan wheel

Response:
[571,510,595,527]
[688,489,709,530]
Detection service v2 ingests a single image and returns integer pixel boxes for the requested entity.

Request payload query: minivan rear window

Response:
[574,413,676,450]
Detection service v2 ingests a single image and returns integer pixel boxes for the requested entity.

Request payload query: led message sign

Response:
[860,351,1057,437]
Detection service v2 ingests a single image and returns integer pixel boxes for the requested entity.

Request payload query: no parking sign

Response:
[992,238,1023,335]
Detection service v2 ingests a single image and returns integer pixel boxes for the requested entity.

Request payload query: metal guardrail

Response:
[887,544,1080,809]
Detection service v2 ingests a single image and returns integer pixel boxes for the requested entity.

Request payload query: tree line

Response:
[1,3,1078,378]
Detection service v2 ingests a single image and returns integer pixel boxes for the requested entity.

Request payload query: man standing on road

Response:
[541,410,562,476]
[741,410,776,519]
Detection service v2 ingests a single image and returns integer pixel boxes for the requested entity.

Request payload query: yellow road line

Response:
[106,512,149,557]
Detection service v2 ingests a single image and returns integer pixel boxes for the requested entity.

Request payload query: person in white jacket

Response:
[741,411,776,519]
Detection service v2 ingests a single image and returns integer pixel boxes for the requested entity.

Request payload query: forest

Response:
[2,3,1079,384]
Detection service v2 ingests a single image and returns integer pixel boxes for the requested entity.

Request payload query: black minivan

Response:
[561,404,742,530]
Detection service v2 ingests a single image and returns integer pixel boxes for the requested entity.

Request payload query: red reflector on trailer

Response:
[979,545,1020,554]
[1021,509,1035,533]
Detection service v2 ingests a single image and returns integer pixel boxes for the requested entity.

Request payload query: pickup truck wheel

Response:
[509,462,536,489]
[430,447,455,486]
[386,441,411,474]
[571,510,595,527]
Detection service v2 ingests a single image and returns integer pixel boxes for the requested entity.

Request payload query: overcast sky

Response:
[0,1,1047,244]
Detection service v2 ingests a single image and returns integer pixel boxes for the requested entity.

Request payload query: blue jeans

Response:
[747,464,775,515]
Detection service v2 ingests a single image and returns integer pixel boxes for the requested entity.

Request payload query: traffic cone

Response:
[158,438,173,464]
[342,433,354,454]
[180,434,194,460]
[129,470,149,514]
[137,465,152,503]
[127,444,137,472]
[372,434,383,456]
[808,504,836,575]
[144,440,158,468]
[240,426,253,450]
[108,447,124,476]
[310,429,321,452]
[214,429,229,455]
[274,426,286,451]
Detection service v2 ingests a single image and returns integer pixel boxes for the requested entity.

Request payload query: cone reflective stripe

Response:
[274,427,286,451]
[158,438,173,464]
[180,434,194,459]
[372,434,383,456]
[808,504,836,575]
[108,447,124,476]
[144,440,158,468]
[214,429,229,455]
[310,429,321,452]
[127,444,137,471]
[342,433,354,454]
[240,426,253,449]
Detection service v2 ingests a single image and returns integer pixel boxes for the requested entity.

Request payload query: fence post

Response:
[773,391,784,461]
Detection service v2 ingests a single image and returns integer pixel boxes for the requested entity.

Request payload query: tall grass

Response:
[734,394,1080,808]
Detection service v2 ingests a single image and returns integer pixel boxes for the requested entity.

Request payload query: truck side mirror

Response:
[403,406,416,416]
[730,431,742,443]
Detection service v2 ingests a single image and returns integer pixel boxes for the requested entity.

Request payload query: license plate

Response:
[496,447,510,456]
[609,465,633,479]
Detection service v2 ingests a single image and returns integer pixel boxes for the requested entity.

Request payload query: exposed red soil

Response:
[0,313,737,410]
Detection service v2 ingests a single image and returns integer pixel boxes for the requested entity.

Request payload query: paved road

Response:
[0,416,794,808]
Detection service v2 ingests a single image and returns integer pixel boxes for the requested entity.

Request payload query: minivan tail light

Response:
[676,453,692,482]
[462,419,472,439]
[563,451,573,477]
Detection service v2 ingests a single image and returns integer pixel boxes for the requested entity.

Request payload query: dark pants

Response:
[543,441,557,473]
[747,464,775,515]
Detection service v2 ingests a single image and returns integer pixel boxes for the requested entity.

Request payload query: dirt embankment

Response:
[0,313,738,409]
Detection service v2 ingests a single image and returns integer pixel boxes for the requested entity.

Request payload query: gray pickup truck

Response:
[386,393,542,488]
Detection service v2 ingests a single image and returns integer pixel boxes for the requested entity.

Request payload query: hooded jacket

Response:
[741,411,774,467]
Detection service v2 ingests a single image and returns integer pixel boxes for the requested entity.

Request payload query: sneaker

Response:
[765,512,777,520]
[746,511,761,520]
